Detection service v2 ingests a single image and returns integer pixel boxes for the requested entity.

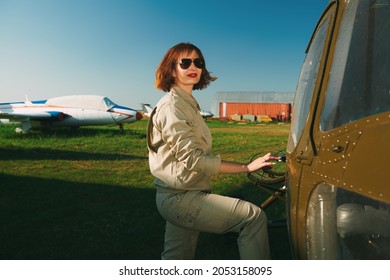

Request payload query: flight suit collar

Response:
[172,86,201,112]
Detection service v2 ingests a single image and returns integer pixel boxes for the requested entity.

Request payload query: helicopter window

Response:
[307,183,390,259]
[288,18,329,150]
[321,0,390,131]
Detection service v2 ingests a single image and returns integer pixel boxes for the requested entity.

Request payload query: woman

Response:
[147,42,279,259]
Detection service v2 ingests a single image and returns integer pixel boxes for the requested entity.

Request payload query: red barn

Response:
[211,91,294,122]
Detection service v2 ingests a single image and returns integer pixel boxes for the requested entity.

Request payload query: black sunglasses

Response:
[179,58,204,69]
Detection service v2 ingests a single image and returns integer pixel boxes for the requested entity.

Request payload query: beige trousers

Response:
[156,190,270,260]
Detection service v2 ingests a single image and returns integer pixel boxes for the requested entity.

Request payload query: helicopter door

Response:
[285,2,336,259]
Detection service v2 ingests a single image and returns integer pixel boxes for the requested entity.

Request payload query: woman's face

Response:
[173,50,203,93]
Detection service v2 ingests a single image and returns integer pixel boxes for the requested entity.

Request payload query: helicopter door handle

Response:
[332,145,344,153]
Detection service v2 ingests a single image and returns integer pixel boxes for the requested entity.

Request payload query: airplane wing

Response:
[0,111,69,121]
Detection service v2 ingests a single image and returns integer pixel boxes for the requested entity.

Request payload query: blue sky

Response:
[0,0,330,111]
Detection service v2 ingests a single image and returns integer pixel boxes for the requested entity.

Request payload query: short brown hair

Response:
[155,42,217,92]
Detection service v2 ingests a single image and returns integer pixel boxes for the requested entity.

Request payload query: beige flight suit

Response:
[148,86,270,259]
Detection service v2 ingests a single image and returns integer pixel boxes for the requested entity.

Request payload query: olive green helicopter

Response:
[248,0,390,259]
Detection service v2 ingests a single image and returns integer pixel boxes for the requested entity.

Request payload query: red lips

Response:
[187,73,198,78]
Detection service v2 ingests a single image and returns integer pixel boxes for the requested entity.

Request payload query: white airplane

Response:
[199,109,214,119]
[140,103,154,117]
[0,95,143,133]
[141,103,214,119]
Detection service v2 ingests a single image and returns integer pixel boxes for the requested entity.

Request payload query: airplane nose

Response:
[136,111,143,120]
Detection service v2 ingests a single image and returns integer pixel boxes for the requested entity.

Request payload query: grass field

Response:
[0,119,292,260]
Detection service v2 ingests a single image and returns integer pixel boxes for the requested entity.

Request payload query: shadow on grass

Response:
[0,147,147,161]
[0,173,163,260]
[0,174,291,260]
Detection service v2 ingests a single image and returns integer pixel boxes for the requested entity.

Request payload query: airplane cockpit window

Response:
[320,0,390,131]
[287,18,329,151]
[307,183,390,259]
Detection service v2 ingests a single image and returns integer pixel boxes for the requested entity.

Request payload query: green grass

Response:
[0,120,291,260]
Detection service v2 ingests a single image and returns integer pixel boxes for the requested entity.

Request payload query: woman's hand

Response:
[219,152,280,174]
[246,153,280,173]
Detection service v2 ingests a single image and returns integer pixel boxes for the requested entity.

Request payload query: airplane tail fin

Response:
[24,95,32,105]
[141,103,154,117]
